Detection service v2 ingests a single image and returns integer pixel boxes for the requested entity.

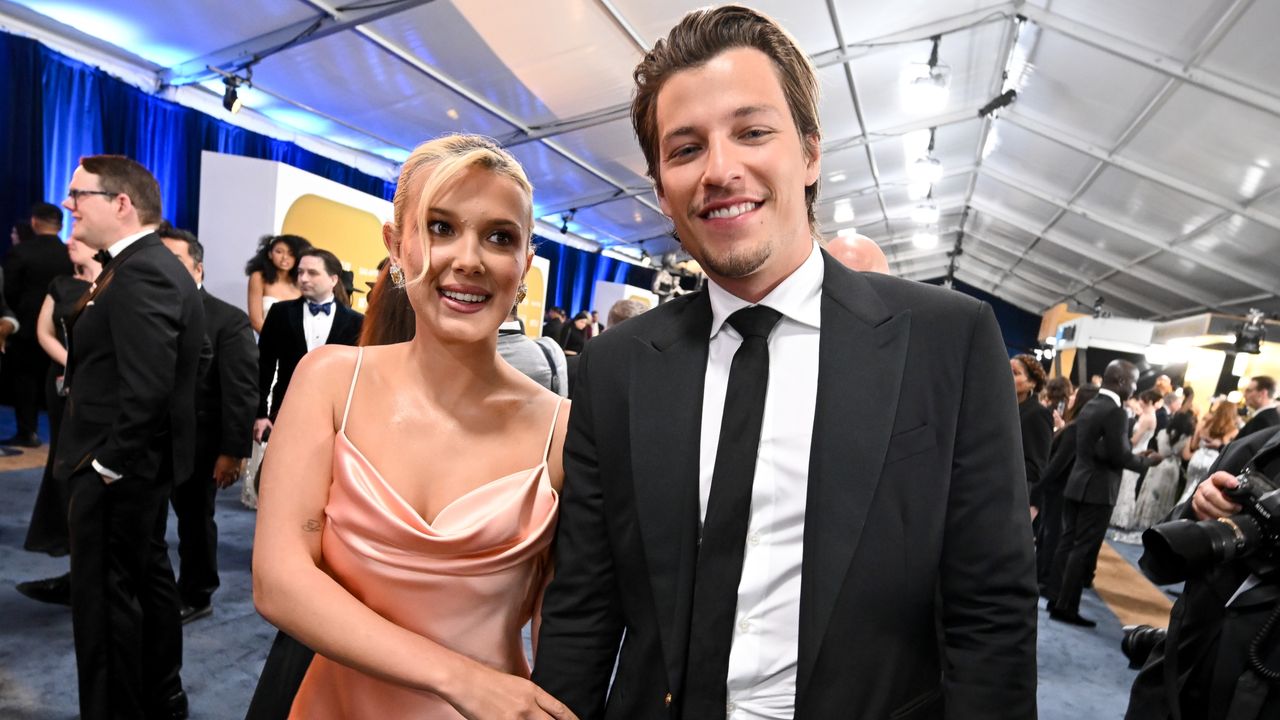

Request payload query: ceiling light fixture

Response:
[911,200,940,225]
[560,208,577,235]
[912,230,939,249]
[906,127,943,184]
[833,200,855,224]
[908,181,932,200]
[902,35,951,115]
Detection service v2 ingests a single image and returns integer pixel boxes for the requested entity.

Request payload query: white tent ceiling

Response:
[4,0,1278,320]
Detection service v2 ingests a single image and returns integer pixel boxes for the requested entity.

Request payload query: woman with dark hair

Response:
[1034,384,1101,594]
[10,220,36,246]
[245,234,310,332]
[1011,354,1052,519]
[1043,376,1073,432]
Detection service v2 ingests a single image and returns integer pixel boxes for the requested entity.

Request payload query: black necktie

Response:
[683,305,782,717]
[307,301,333,316]
[93,249,111,267]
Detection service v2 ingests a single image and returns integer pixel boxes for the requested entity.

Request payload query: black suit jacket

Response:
[533,251,1038,720]
[197,288,257,462]
[3,233,73,334]
[256,298,362,420]
[1019,395,1053,499]
[1236,405,1279,441]
[1063,395,1147,505]
[53,233,204,482]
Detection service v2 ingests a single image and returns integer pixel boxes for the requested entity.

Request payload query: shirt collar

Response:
[106,227,155,259]
[707,240,823,339]
[1098,388,1122,407]
[499,320,523,332]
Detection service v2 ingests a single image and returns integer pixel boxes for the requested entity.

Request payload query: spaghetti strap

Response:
[340,348,364,433]
[541,400,564,462]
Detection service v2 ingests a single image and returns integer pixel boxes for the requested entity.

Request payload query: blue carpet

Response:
[0,407,1144,718]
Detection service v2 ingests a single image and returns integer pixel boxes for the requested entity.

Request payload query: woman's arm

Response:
[252,347,573,720]
[247,271,266,333]
[1131,413,1155,447]
[35,294,66,367]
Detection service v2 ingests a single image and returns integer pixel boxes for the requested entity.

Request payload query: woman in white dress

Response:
[1111,388,1161,532]
[1177,397,1241,505]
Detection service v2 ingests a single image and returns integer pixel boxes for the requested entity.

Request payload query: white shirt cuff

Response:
[92,459,123,483]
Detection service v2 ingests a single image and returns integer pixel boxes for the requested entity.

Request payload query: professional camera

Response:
[1140,469,1280,585]
[1121,624,1168,670]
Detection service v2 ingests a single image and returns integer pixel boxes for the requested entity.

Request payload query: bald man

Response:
[828,233,890,274]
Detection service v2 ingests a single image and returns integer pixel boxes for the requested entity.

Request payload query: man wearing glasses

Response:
[56,155,204,720]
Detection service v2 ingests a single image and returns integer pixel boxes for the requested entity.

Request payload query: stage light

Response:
[560,208,577,235]
[911,201,940,225]
[978,89,1018,118]
[1235,308,1267,354]
[912,231,938,249]
[222,77,242,114]
[908,182,931,200]
[833,200,854,224]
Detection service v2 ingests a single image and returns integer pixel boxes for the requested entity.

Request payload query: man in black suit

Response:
[542,306,565,343]
[158,224,257,623]
[1047,359,1159,627]
[1237,375,1278,441]
[2,201,73,447]
[55,155,202,719]
[254,247,361,442]
[532,8,1038,719]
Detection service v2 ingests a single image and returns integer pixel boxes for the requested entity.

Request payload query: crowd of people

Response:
[5,4,1274,720]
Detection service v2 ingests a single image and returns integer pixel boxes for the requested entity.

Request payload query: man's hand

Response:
[1191,471,1242,521]
[253,418,273,443]
[213,455,244,489]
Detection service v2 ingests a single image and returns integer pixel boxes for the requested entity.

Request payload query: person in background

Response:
[542,306,566,343]
[244,234,309,333]
[1236,375,1278,440]
[826,232,890,274]
[1012,354,1053,522]
[1032,383,1101,596]
[1044,376,1074,432]
[253,248,362,446]
[1178,397,1241,504]
[15,236,102,604]
[158,223,258,624]
[588,309,602,337]
[605,299,647,330]
[1111,388,1163,535]
[2,201,74,447]
[559,310,590,355]
[498,304,568,397]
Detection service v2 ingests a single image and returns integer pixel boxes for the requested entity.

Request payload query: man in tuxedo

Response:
[55,155,202,719]
[1047,359,1158,627]
[158,224,257,623]
[254,248,361,441]
[2,201,73,447]
[1237,375,1278,441]
[542,306,566,343]
[532,7,1038,719]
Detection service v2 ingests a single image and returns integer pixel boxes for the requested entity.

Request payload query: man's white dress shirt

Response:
[699,242,823,719]
[302,294,336,353]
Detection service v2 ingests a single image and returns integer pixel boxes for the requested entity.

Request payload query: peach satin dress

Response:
[289,348,561,718]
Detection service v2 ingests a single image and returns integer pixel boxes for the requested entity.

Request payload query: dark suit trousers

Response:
[170,441,220,607]
[68,466,183,719]
[9,337,48,435]
[1049,498,1112,615]
[1035,485,1064,590]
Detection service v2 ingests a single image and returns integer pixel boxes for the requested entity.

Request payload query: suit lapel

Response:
[797,253,911,700]
[288,300,306,351]
[326,305,351,344]
[629,292,710,696]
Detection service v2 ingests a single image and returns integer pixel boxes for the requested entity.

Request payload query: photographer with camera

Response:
[1126,424,1280,719]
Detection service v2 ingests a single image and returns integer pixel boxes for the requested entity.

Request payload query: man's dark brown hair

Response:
[631,5,822,236]
[79,155,162,226]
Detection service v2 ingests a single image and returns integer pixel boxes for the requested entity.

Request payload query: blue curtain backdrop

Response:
[1,30,646,312]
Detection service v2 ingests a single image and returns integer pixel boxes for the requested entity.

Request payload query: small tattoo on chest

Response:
[302,519,323,532]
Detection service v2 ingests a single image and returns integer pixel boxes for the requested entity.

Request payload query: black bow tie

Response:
[307,301,333,316]
[93,249,112,267]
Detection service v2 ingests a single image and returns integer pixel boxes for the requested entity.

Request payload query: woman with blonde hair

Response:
[251,134,574,719]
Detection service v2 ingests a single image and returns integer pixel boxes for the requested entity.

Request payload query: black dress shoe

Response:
[152,689,188,719]
[179,603,212,625]
[0,432,41,448]
[16,573,71,606]
[1049,608,1097,628]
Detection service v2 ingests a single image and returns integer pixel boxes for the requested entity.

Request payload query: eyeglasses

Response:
[66,189,117,209]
